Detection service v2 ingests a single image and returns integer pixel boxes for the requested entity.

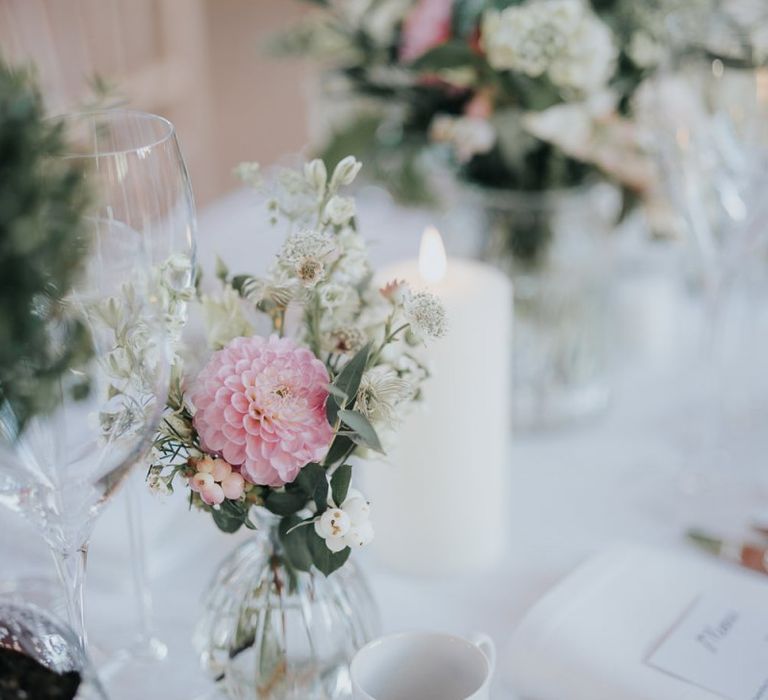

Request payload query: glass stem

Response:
[126,475,156,650]
[52,544,89,650]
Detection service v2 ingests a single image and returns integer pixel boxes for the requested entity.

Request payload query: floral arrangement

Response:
[147,156,446,576]
[274,0,666,205]
[0,59,93,432]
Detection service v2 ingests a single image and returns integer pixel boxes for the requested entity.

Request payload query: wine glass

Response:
[0,109,191,651]
[642,10,768,486]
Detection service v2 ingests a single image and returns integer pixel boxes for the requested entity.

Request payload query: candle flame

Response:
[419,226,447,283]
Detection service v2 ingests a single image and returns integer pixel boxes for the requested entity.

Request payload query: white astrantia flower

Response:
[324,195,356,226]
[315,488,374,552]
[324,325,367,355]
[356,365,414,430]
[201,286,253,349]
[404,291,448,339]
[277,228,338,287]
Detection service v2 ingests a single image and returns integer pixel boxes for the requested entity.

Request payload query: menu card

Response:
[647,594,768,700]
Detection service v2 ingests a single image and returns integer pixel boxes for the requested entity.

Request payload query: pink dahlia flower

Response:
[190,336,334,487]
[399,0,453,63]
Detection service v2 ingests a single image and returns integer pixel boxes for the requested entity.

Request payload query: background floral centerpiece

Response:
[147,156,446,698]
[276,0,661,209]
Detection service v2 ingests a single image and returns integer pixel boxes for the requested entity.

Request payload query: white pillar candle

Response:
[364,227,512,576]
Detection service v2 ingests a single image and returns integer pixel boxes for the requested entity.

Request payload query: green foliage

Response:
[212,499,252,533]
[0,60,93,431]
[330,464,352,506]
[338,409,384,453]
[326,342,370,424]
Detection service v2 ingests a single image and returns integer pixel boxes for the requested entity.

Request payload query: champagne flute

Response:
[61,109,197,664]
[0,109,188,650]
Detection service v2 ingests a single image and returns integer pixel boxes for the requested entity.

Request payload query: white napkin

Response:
[503,546,768,700]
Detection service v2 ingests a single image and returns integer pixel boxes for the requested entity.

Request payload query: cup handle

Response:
[469,632,496,675]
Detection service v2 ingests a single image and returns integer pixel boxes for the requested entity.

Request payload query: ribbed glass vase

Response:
[194,513,379,700]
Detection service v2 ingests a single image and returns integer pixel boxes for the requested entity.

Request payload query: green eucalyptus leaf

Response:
[264,490,308,517]
[211,500,246,533]
[307,529,351,576]
[327,343,370,424]
[293,462,329,513]
[323,434,355,468]
[338,409,384,453]
[331,464,353,506]
[279,516,313,572]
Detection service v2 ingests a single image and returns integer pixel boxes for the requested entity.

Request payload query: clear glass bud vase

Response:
[194,513,379,700]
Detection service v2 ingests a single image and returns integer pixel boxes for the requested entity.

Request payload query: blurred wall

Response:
[0,0,310,206]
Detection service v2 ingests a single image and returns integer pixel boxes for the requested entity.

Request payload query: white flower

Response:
[304,159,327,193]
[147,470,171,496]
[278,228,338,287]
[331,227,370,286]
[481,0,615,93]
[325,325,367,355]
[319,283,359,318]
[324,195,356,225]
[404,291,448,339]
[430,115,496,163]
[628,31,666,69]
[201,287,253,349]
[315,488,374,552]
[356,365,414,429]
[548,13,616,92]
[233,161,263,188]
[329,156,363,190]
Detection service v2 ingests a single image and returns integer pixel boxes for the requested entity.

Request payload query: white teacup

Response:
[350,631,496,700]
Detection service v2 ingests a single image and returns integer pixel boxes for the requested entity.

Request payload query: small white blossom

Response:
[404,291,448,339]
[331,227,370,286]
[324,195,356,225]
[147,469,171,496]
[330,156,363,190]
[315,488,374,552]
[304,159,328,193]
[233,161,263,188]
[319,283,359,318]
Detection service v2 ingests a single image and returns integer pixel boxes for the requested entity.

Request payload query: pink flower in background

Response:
[399,0,453,63]
[190,335,333,488]
[464,89,494,120]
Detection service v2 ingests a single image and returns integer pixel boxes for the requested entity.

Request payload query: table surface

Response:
[2,187,767,700]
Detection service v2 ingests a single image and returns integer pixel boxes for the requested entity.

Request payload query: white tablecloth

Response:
[2,187,767,699]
